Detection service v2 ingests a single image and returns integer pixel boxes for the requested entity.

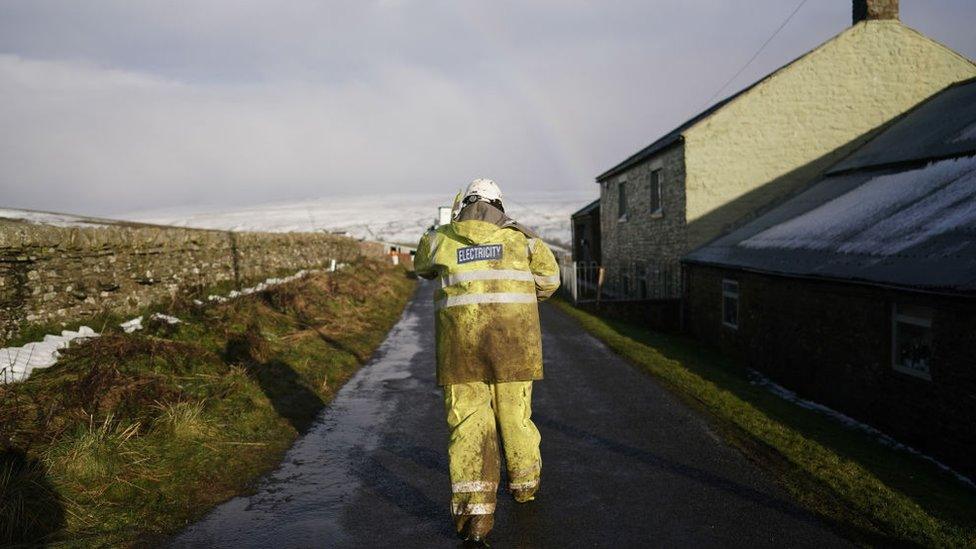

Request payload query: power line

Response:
[700,0,810,109]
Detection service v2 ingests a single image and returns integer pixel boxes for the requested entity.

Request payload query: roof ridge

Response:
[897,22,976,70]
[595,23,865,182]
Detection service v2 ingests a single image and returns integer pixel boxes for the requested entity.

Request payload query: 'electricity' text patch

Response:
[457,244,503,264]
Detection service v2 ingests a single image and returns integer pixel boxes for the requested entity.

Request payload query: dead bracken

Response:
[0,258,414,547]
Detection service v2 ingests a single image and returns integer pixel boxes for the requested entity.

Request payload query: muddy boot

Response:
[454,515,472,539]
[464,514,494,545]
[512,483,538,503]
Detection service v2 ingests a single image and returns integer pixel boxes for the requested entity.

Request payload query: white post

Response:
[572,261,578,303]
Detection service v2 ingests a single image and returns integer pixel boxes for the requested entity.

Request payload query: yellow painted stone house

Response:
[592,0,976,299]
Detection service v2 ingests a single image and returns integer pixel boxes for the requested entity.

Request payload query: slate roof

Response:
[571,199,600,218]
[684,78,976,295]
[830,77,976,174]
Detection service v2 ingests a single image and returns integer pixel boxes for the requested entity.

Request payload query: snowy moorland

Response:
[122,192,596,248]
[0,208,119,228]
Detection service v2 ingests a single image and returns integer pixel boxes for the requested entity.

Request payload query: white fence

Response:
[560,261,682,303]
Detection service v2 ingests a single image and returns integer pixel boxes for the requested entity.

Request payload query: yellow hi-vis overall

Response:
[414,202,560,521]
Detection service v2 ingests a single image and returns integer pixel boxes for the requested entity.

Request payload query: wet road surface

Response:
[171,281,851,548]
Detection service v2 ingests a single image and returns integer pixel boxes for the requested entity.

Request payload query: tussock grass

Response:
[152,401,212,440]
[46,415,143,483]
[552,299,976,548]
[0,259,414,547]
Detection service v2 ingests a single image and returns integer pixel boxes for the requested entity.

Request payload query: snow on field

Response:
[0,327,98,384]
[123,191,596,248]
[0,208,114,228]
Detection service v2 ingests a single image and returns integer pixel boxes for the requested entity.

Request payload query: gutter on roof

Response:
[827,150,976,177]
[681,257,976,299]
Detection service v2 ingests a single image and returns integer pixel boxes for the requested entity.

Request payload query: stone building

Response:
[683,77,976,478]
[570,199,600,264]
[593,0,976,298]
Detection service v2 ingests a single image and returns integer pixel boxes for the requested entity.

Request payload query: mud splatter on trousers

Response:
[443,381,541,522]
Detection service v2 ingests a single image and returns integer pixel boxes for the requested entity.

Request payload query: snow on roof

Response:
[685,155,976,294]
[685,77,976,294]
[952,121,976,144]
[742,156,976,255]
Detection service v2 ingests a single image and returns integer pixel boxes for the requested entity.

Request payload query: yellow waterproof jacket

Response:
[415,202,560,386]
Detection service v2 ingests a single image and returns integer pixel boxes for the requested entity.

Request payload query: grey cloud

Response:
[0,0,973,215]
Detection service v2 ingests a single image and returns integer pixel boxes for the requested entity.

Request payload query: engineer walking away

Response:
[414,179,560,545]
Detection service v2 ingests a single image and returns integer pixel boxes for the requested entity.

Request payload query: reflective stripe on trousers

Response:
[444,381,541,516]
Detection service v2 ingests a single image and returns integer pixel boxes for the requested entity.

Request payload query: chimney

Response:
[853,0,899,24]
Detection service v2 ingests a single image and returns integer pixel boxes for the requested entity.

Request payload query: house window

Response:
[650,169,662,215]
[617,180,627,221]
[892,304,933,380]
[722,279,739,329]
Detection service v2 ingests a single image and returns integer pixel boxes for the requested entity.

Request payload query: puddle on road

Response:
[171,290,431,548]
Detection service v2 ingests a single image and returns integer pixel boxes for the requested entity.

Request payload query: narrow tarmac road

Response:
[171,281,850,548]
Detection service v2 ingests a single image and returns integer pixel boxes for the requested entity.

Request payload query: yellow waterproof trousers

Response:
[444,381,541,517]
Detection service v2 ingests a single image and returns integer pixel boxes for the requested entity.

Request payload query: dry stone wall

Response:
[0,220,371,343]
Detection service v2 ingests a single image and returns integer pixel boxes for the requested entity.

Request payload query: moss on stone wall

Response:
[0,220,374,344]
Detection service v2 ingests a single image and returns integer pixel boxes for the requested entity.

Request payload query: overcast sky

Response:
[1,1,974,216]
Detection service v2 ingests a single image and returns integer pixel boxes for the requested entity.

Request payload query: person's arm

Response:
[414,229,440,280]
[527,237,560,301]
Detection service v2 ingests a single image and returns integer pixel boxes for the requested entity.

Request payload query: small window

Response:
[892,304,933,380]
[617,181,628,221]
[722,279,739,329]
[650,169,662,215]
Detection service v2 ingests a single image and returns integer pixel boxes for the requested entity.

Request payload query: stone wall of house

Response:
[683,21,976,249]
[684,263,976,478]
[598,143,686,290]
[0,220,374,343]
[594,21,976,286]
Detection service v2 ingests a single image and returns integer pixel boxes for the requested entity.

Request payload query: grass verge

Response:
[551,299,976,547]
[0,259,415,547]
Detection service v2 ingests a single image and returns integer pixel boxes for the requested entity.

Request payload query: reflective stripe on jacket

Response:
[415,204,560,385]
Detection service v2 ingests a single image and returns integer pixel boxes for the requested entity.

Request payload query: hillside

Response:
[121,192,595,248]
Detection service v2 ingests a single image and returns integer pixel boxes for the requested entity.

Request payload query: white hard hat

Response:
[462,178,503,206]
